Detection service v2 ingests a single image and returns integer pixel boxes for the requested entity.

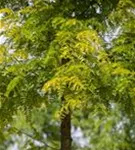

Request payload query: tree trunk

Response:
[60,113,71,150]
[60,57,72,150]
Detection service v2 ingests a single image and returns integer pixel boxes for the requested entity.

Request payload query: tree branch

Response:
[15,128,59,150]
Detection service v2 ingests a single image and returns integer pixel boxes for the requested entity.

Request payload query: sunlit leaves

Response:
[0,46,6,63]
[0,8,13,15]
[5,75,23,97]
[42,75,85,95]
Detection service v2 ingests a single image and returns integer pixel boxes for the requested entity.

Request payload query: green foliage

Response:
[73,103,135,150]
[0,0,135,149]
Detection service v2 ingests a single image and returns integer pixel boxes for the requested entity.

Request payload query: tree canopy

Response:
[0,0,135,149]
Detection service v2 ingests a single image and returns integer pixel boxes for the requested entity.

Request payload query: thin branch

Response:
[15,128,59,150]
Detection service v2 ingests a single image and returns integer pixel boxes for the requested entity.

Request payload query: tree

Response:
[0,0,135,149]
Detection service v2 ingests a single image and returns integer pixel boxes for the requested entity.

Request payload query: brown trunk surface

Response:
[60,58,71,150]
[60,113,71,150]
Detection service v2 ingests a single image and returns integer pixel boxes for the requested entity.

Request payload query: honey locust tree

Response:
[1,0,135,149]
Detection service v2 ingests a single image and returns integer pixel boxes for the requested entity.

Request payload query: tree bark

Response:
[60,56,72,150]
[60,113,71,150]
